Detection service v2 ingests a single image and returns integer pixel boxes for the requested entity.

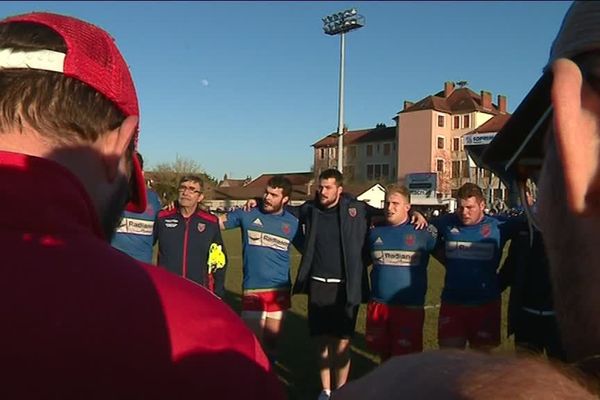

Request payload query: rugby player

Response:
[433,182,518,351]
[111,152,162,263]
[365,185,437,360]
[219,176,300,363]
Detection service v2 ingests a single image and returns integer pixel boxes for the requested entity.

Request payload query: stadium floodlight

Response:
[321,8,365,173]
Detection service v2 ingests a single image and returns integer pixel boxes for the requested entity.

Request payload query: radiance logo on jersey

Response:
[116,217,154,235]
[371,250,421,267]
[247,229,289,251]
[445,241,494,260]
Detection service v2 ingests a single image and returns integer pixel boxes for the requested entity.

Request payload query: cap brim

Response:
[125,153,147,213]
[481,70,552,182]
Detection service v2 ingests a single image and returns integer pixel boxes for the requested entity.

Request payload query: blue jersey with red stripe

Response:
[224,208,299,291]
[111,189,161,263]
[368,221,437,306]
[433,214,517,305]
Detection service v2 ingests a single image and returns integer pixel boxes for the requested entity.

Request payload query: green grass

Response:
[220,229,513,400]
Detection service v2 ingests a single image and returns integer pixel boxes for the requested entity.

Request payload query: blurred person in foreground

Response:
[0,12,283,399]
[334,2,600,397]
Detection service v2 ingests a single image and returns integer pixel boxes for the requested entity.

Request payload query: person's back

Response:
[0,12,282,399]
[0,156,279,398]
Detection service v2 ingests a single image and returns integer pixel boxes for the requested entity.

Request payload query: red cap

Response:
[1,12,146,212]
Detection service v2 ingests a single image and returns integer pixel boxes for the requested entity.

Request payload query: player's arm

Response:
[219,209,242,231]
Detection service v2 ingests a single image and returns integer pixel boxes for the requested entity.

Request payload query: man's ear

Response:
[282,195,290,205]
[197,193,205,204]
[100,115,139,182]
[552,59,600,214]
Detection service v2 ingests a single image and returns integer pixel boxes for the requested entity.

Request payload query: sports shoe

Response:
[317,389,331,400]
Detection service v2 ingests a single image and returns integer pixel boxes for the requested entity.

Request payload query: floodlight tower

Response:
[322,8,365,173]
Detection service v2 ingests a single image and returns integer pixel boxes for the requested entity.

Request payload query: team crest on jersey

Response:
[282,223,290,235]
[348,207,357,217]
[480,223,491,238]
[197,223,206,233]
[405,234,416,246]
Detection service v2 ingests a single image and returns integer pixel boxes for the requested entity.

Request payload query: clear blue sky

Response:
[1,1,572,180]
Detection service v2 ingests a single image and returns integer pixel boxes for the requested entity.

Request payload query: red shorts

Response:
[365,301,425,356]
[438,300,501,348]
[241,289,291,312]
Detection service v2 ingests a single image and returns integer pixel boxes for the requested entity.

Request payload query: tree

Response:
[148,155,217,203]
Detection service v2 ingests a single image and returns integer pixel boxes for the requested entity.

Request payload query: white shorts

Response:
[241,310,285,321]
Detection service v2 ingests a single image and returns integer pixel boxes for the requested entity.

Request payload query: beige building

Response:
[395,81,509,198]
[312,125,396,183]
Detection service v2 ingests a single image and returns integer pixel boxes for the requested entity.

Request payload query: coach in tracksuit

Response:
[155,175,227,297]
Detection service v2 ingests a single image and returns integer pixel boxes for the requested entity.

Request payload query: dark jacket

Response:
[498,219,554,335]
[292,194,378,308]
[155,208,227,297]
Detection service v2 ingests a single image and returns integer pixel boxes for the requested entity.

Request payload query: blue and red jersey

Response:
[154,208,226,297]
[368,221,437,306]
[433,214,517,305]
[111,189,161,263]
[223,208,299,291]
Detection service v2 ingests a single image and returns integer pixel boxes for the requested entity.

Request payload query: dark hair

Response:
[0,22,125,143]
[267,175,292,198]
[319,168,343,187]
[457,182,484,202]
[179,175,204,191]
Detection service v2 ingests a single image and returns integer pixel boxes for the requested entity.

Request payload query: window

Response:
[367,165,374,180]
[453,137,460,151]
[436,159,444,172]
[367,145,373,157]
[483,168,491,178]
[462,160,470,178]
[452,161,460,178]
[438,115,445,127]
[348,146,357,160]
[463,114,470,128]
[437,136,445,149]
[345,166,355,180]
[383,143,391,155]
[367,164,389,180]
[319,148,325,159]
[453,116,460,129]
[329,147,337,159]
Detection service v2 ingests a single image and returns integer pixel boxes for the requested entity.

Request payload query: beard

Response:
[100,175,131,242]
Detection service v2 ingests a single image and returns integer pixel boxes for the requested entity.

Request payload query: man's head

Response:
[263,176,291,214]
[481,1,600,365]
[177,175,204,210]
[384,184,411,225]
[456,183,486,226]
[0,12,145,239]
[317,168,343,209]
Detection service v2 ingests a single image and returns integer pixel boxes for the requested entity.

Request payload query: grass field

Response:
[219,228,513,400]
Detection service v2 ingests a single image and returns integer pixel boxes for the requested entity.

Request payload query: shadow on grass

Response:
[223,290,379,400]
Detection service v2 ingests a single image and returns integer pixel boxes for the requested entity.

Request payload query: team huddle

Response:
[112,162,543,399]
[5,2,600,398]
